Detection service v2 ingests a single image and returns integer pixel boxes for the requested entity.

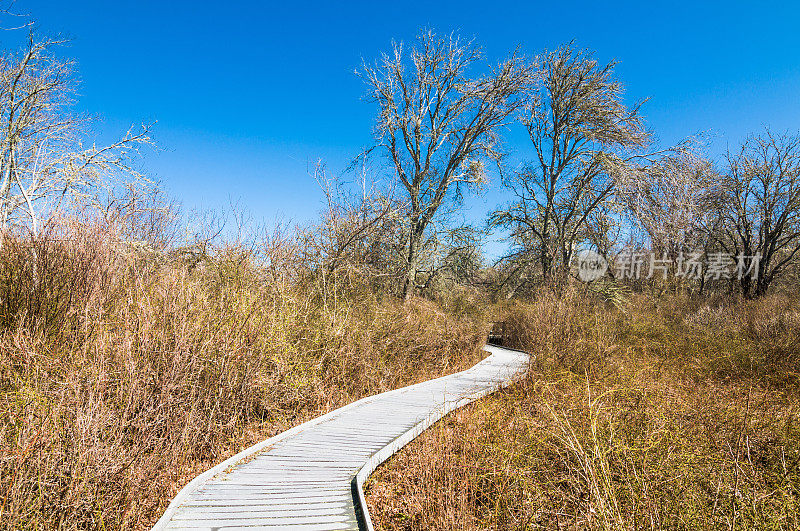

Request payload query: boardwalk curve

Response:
[153,345,529,530]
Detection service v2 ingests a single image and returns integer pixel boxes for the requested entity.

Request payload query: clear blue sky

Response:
[15,0,800,254]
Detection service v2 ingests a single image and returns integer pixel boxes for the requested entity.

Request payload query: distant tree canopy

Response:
[482,44,800,299]
[342,36,800,300]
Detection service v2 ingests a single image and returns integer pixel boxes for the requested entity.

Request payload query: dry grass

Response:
[366,289,800,530]
[0,219,489,530]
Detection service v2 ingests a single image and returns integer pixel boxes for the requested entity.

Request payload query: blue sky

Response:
[14,1,800,255]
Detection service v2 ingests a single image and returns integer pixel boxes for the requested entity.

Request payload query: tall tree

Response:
[614,142,722,257]
[491,44,649,287]
[0,32,150,240]
[719,129,800,297]
[360,30,531,299]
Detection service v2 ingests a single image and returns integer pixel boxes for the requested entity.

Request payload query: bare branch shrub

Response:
[305,159,403,288]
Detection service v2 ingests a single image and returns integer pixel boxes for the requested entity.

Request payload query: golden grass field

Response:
[366,291,800,530]
[0,222,488,529]
[2,222,799,530]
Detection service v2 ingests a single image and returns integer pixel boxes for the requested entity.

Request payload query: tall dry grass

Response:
[0,218,489,529]
[366,288,800,530]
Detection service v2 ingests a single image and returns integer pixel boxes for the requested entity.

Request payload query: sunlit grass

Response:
[366,290,800,530]
[0,222,489,529]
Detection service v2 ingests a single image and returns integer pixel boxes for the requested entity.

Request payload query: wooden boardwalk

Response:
[153,345,528,530]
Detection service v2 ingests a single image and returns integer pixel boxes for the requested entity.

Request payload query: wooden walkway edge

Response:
[152,344,529,530]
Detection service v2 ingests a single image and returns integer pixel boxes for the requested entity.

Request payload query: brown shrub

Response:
[367,292,800,530]
[0,221,488,530]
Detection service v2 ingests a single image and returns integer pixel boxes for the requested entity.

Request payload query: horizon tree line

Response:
[356,30,800,300]
[1,23,798,300]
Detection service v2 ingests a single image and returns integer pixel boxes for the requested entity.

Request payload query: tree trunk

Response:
[540,233,551,282]
[739,274,753,299]
[402,223,423,300]
[754,274,771,298]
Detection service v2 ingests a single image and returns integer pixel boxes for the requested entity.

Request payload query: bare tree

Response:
[0,32,151,242]
[614,141,722,257]
[490,44,650,288]
[718,129,800,297]
[360,30,531,299]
